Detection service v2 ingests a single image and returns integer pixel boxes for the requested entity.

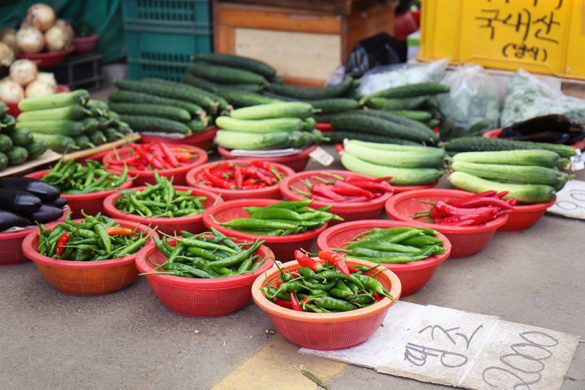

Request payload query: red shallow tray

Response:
[15,46,74,67]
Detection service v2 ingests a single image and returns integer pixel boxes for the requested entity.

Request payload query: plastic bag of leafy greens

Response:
[436,64,500,141]
[357,58,448,96]
[500,69,585,127]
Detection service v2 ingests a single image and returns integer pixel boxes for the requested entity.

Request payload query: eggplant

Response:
[0,188,42,214]
[501,114,572,138]
[27,204,64,224]
[48,197,68,208]
[0,177,59,202]
[0,210,31,232]
[505,131,571,144]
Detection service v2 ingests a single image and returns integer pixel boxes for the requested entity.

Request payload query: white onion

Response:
[0,28,17,52]
[16,27,45,54]
[26,3,56,32]
[25,80,56,98]
[0,77,25,101]
[9,59,38,86]
[36,72,57,88]
[55,20,74,45]
[0,42,14,67]
[45,24,71,52]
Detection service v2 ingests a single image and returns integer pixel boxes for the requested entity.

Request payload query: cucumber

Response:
[448,171,556,203]
[6,146,29,165]
[331,112,437,144]
[230,102,313,120]
[142,78,232,113]
[103,127,124,142]
[187,119,207,132]
[89,130,107,146]
[451,161,566,187]
[0,114,16,132]
[0,102,7,116]
[303,117,316,131]
[364,109,438,141]
[360,82,450,104]
[267,77,354,100]
[345,139,443,152]
[451,149,560,168]
[8,127,34,146]
[0,152,7,170]
[0,134,13,152]
[215,116,304,133]
[33,133,77,153]
[115,79,219,114]
[109,90,207,119]
[306,98,360,113]
[341,152,443,186]
[191,53,277,78]
[119,115,191,134]
[325,131,422,146]
[214,88,281,107]
[15,120,84,136]
[390,110,433,122]
[445,136,577,158]
[215,129,291,150]
[18,90,90,111]
[81,117,100,133]
[108,102,192,121]
[183,72,264,93]
[261,91,298,102]
[366,96,428,111]
[73,134,93,149]
[187,64,267,85]
[17,104,89,122]
[25,138,48,159]
[344,140,444,168]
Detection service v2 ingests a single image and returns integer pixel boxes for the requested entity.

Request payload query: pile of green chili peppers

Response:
[262,261,395,313]
[333,226,447,264]
[218,199,343,236]
[144,228,268,278]
[115,170,208,218]
[42,159,129,195]
[37,213,152,261]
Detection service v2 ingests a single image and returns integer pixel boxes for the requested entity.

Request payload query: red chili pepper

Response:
[248,160,274,172]
[234,165,243,189]
[105,227,133,236]
[158,141,180,168]
[343,180,392,193]
[495,191,509,199]
[318,250,350,277]
[373,292,383,301]
[312,184,348,202]
[290,292,303,311]
[447,196,513,209]
[434,201,499,216]
[330,180,373,198]
[273,297,293,309]
[294,250,323,273]
[203,168,232,189]
[55,232,70,256]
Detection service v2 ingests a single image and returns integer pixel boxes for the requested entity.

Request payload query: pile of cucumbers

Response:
[16,90,134,154]
[0,102,48,170]
[340,139,445,186]
[215,102,326,150]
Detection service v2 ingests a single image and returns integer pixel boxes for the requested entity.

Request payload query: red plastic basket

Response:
[15,46,75,67]
[135,240,274,317]
[103,185,222,235]
[140,127,218,151]
[102,144,208,186]
[202,198,328,261]
[279,169,394,225]
[385,189,508,258]
[186,159,294,201]
[25,169,133,219]
[217,145,317,172]
[0,210,67,266]
[317,220,451,296]
[21,219,158,296]
[498,197,556,231]
[251,257,402,350]
[72,34,98,54]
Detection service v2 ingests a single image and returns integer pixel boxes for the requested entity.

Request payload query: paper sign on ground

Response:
[300,301,580,390]
[547,179,585,220]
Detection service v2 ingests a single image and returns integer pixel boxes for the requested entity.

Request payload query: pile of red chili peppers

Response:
[109,142,198,170]
[193,160,285,190]
[262,250,395,313]
[414,190,517,226]
[290,172,393,203]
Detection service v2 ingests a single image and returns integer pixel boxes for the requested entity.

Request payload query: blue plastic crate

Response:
[122,0,213,81]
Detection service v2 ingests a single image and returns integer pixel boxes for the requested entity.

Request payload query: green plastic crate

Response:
[122,0,213,82]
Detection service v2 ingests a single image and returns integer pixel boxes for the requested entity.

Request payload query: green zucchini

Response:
[108,90,207,119]
[32,133,77,153]
[191,53,277,78]
[448,171,556,203]
[18,90,90,111]
[0,134,13,152]
[108,102,191,121]
[451,149,560,168]
[445,136,577,158]
[187,64,267,85]
[6,146,28,165]
[451,161,566,187]
[366,96,428,111]
[325,131,422,145]
[344,140,444,168]
[215,116,304,133]
[214,88,281,107]
[267,77,354,100]
[17,104,90,122]
[230,102,313,120]
[360,82,450,104]
[341,152,443,186]
[25,138,48,159]
[215,129,291,150]
[119,114,191,134]
[15,120,84,136]
[8,127,34,146]
[0,152,7,170]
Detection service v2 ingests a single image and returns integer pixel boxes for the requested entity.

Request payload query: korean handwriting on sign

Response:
[474,0,565,62]
[403,324,483,368]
